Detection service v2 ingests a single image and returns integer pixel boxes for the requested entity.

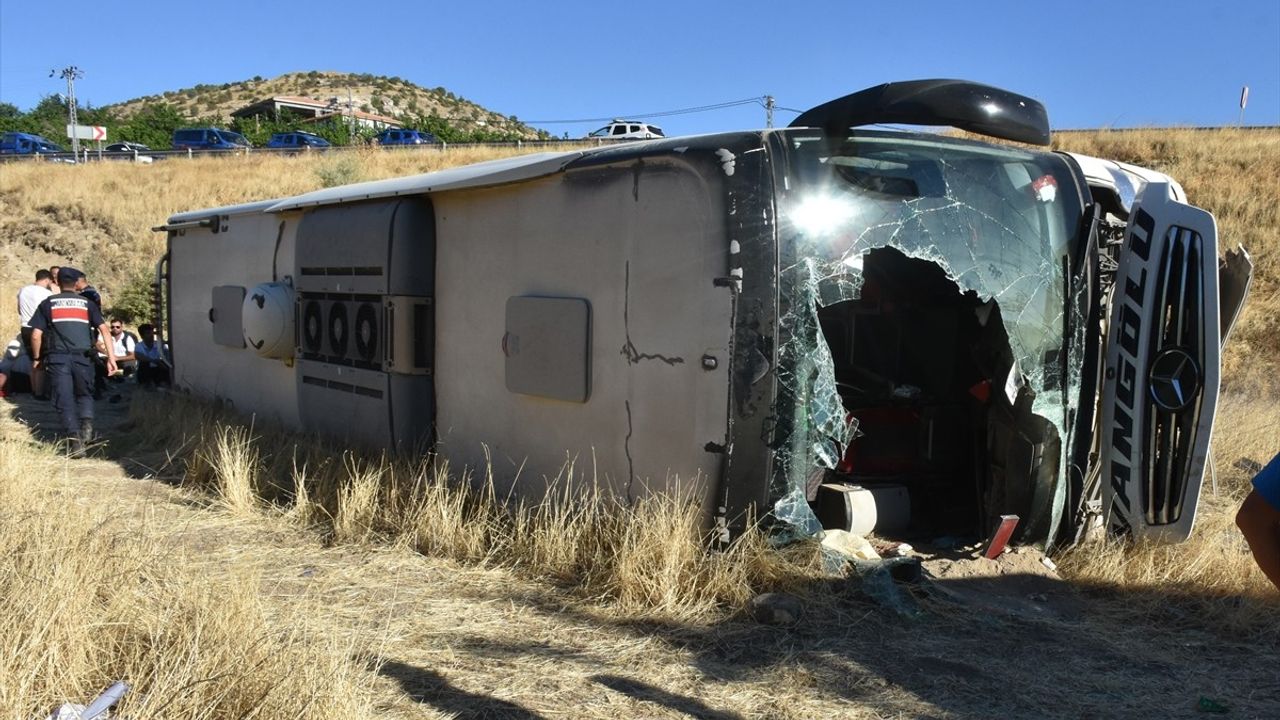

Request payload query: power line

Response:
[524,97,766,124]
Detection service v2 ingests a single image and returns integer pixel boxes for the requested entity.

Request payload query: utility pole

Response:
[765,95,775,129]
[51,65,84,156]
[348,86,355,135]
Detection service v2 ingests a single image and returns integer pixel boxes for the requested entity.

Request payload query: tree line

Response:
[0,95,547,148]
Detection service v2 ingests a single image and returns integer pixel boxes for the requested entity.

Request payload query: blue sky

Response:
[2,0,1277,136]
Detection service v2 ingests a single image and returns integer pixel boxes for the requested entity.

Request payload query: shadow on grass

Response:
[374,659,543,719]
[592,674,744,719]
[3,383,180,478]
[437,569,1279,719]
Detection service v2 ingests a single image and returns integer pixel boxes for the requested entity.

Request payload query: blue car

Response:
[266,131,332,150]
[0,131,65,155]
[376,128,438,146]
[172,127,251,150]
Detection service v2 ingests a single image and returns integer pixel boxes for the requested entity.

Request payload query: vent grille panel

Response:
[1142,227,1205,526]
[297,292,383,371]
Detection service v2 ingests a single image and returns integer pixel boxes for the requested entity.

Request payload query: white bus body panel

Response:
[433,159,733,500]
[168,210,301,427]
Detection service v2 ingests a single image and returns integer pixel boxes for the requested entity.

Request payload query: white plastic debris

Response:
[45,680,128,720]
[820,529,880,561]
[47,705,90,720]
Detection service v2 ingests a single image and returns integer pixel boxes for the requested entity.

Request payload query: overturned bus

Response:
[156,80,1252,549]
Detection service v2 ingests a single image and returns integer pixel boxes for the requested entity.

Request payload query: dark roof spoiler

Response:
[789,79,1051,146]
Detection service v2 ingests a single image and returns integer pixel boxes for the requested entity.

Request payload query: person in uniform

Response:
[78,280,109,397]
[27,267,117,454]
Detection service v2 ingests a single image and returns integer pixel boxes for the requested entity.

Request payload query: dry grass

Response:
[118,393,824,621]
[5,395,1274,719]
[203,424,262,516]
[0,423,378,718]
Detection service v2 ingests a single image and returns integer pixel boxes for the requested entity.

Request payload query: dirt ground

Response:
[5,388,1279,719]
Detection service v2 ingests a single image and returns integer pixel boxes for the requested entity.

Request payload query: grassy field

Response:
[1,129,1278,717]
[3,385,1276,718]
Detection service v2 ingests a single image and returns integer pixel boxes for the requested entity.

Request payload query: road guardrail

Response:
[0,138,620,164]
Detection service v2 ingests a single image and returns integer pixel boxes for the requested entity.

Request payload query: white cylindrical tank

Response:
[242,282,295,359]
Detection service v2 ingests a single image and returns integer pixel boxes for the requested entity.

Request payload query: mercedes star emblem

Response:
[1148,347,1201,413]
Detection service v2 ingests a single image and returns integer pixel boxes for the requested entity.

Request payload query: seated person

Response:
[100,318,138,378]
[0,337,33,397]
[134,324,171,387]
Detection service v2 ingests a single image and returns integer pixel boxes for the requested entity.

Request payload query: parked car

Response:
[172,127,252,150]
[266,131,332,150]
[376,128,438,146]
[105,141,151,153]
[0,131,65,155]
[586,120,665,140]
[103,141,155,163]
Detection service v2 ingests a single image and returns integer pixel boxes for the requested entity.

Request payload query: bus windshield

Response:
[767,129,1086,538]
[780,130,1081,361]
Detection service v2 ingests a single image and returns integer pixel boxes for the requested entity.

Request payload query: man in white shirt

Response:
[101,318,138,377]
[16,269,54,396]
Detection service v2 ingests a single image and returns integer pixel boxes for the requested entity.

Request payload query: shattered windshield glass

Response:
[769,129,1085,544]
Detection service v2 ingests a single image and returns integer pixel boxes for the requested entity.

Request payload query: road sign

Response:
[66,124,107,142]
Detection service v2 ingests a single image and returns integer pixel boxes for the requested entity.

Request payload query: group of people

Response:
[2,266,170,454]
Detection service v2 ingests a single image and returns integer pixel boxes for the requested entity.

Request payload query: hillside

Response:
[104,71,541,139]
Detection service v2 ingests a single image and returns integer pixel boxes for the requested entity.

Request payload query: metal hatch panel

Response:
[790,79,1052,146]
[1218,246,1254,345]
